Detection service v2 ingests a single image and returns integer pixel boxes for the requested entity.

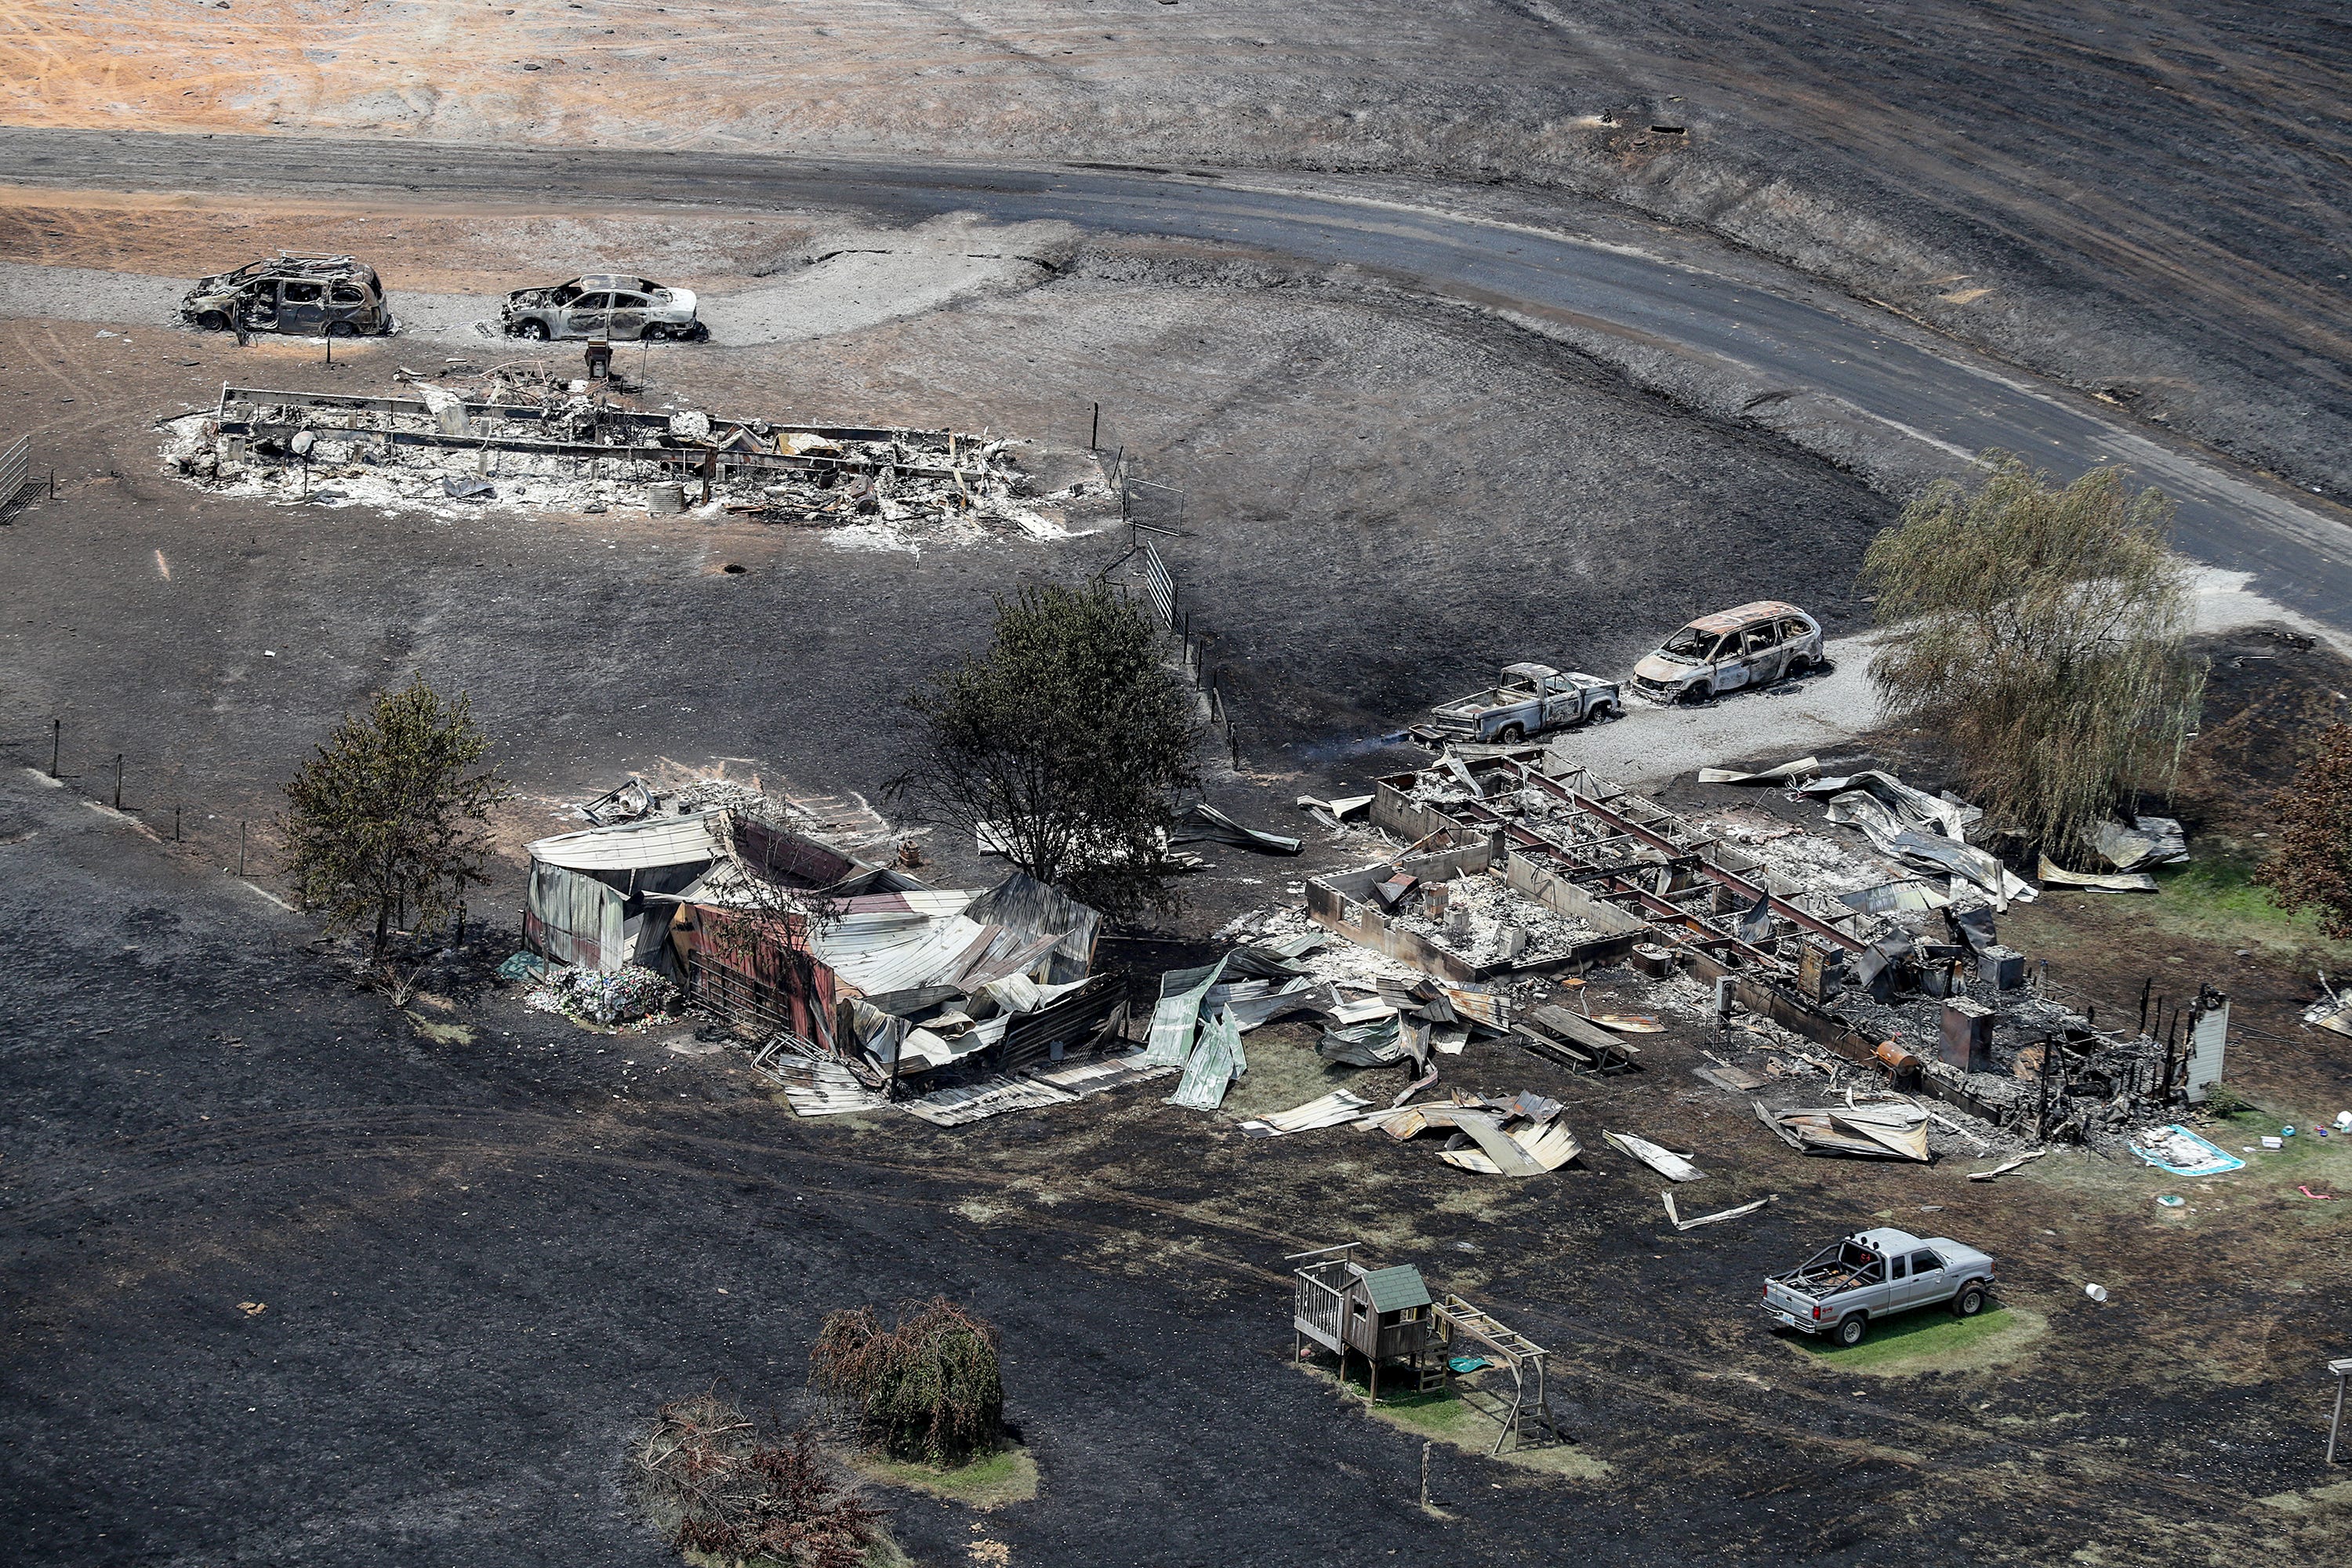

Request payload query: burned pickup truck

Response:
[180,255,397,337]
[1418,663,1620,745]
[1762,1227,1995,1345]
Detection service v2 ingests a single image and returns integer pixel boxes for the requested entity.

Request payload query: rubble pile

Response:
[158,380,1114,551]
[1387,872,1595,968]
[526,963,681,1027]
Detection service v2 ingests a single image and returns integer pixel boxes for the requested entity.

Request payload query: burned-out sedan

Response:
[1631,601,1824,703]
[501,275,707,342]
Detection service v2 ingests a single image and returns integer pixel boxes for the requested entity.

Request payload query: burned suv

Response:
[180,255,396,337]
[501,275,707,342]
[1632,601,1825,703]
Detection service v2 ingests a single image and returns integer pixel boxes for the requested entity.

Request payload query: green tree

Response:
[1862,452,2204,858]
[891,582,1200,916]
[2254,724,2352,940]
[280,677,510,957]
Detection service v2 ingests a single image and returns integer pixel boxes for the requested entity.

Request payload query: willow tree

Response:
[1862,453,2204,858]
[280,677,509,957]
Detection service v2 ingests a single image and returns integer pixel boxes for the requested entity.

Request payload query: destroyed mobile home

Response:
[1280,746,2234,1159]
[158,380,1112,545]
[499,736,2229,1161]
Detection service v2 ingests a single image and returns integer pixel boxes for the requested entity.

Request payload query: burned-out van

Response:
[180,255,396,337]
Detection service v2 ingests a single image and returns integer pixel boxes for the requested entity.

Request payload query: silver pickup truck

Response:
[1423,663,1620,744]
[1762,1227,1995,1345]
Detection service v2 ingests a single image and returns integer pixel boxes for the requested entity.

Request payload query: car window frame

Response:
[1911,1249,1944,1272]
[279,280,325,304]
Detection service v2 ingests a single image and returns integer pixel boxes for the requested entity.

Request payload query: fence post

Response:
[113,754,123,811]
[1090,401,1100,451]
[49,717,59,778]
[238,822,247,877]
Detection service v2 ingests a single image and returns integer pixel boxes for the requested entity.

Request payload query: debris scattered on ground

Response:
[1239,1090,1374,1137]
[524,962,679,1025]
[2038,855,2158,893]
[1604,1130,1706,1181]
[1755,1100,1932,1161]
[1968,1148,2050,1181]
[1663,1191,1776,1230]
[1365,1091,1581,1177]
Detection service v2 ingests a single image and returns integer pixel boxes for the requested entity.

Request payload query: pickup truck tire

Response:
[1588,702,1618,723]
[1834,1312,1869,1347]
[1951,1284,1987,1318]
[1495,724,1526,744]
[516,319,550,341]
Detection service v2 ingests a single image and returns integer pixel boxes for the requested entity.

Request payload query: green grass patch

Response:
[844,1443,1037,1509]
[1294,1363,1610,1480]
[1215,1027,1383,1122]
[1780,1305,2045,1377]
[2146,855,2351,955]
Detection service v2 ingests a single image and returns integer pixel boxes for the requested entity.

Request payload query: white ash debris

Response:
[1388,869,1595,967]
[155,383,1117,554]
[1215,903,1427,987]
[1699,807,1904,895]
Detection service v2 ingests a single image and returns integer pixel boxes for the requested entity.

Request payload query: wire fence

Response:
[1086,403,1240,768]
[18,714,281,892]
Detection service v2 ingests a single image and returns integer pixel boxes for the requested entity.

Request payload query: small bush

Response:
[634,1391,886,1568]
[810,1298,1004,1467]
[2199,1081,2256,1118]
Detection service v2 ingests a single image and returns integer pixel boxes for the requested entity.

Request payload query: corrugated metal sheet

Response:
[809,905,988,996]
[525,861,625,970]
[528,810,728,872]
[966,871,1102,983]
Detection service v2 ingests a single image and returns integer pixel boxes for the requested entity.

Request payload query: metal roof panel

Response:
[528,809,728,872]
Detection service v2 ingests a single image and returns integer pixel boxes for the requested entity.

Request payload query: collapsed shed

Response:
[524,809,728,972]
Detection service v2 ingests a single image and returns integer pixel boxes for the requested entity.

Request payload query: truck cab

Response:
[1424,662,1620,745]
[1762,1227,1995,1345]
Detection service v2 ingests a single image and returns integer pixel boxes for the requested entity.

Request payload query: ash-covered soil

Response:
[8,2,2346,494]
